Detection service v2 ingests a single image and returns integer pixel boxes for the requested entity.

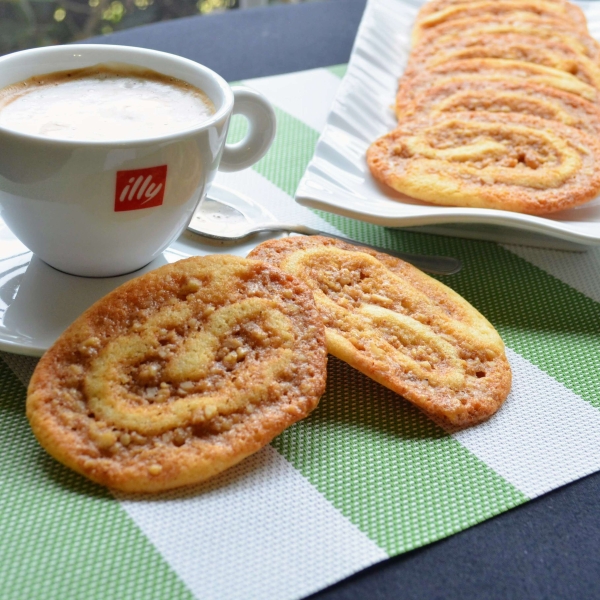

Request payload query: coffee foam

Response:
[0,63,216,141]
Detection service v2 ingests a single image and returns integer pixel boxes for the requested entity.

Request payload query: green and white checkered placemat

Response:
[2,65,600,600]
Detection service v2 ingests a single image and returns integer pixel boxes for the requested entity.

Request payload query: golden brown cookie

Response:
[27,255,327,493]
[412,1,588,44]
[367,111,600,215]
[414,0,588,36]
[248,236,511,429]
[406,33,600,89]
[412,18,600,64]
[395,59,598,116]
[399,77,600,135]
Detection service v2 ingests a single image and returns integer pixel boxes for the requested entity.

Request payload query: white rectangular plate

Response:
[295,0,600,249]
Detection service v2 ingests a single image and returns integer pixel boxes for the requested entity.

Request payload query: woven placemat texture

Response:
[1,60,600,600]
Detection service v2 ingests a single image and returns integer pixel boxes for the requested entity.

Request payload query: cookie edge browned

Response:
[26,254,328,493]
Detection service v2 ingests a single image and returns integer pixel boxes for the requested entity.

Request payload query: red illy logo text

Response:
[115,165,167,211]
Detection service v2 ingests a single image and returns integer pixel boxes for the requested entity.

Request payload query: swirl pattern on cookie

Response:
[414,19,600,64]
[396,59,598,116]
[414,0,588,34]
[415,20,600,65]
[249,236,511,428]
[406,33,600,89]
[412,1,588,43]
[367,111,600,214]
[399,78,600,135]
[27,255,327,492]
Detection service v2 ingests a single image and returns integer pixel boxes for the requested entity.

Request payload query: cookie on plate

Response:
[413,0,588,36]
[405,33,600,90]
[27,255,327,493]
[395,59,598,116]
[248,236,511,428]
[399,77,600,135]
[412,0,588,44]
[367,111,600,214]
[412,18,600,64]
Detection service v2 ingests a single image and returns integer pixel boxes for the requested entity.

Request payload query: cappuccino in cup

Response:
[0,45,276,277]
[0,64,215,141]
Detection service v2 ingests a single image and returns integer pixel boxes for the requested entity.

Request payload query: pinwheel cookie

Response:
[417,0,587,29]
[249,236,511,428]
[412,18,600,64]
[367,111,600,215]
[395,59,598,116]
[400,78,600,135]
[412,0,588,44]
[405,33,600,89]
[27,255,327,492]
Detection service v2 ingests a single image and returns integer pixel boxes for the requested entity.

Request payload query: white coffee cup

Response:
[0,44,276,277]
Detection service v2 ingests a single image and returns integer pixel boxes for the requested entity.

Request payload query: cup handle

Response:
[218,86,277,172]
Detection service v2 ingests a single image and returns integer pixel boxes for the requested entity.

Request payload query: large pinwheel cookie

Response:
[368,111,600,214]
[249,236,511,429]
[27,255,327,492]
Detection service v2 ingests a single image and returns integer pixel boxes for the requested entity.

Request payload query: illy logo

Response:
[115,165,167,211]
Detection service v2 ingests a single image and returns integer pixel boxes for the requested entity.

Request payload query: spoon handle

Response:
[259,224,462,275]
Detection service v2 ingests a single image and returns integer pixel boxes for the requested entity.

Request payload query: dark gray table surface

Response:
[89,2,600,598]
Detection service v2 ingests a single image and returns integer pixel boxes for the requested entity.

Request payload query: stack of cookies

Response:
[367,0,600,215]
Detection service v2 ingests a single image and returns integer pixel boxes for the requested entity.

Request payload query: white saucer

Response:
[0,185,281,357]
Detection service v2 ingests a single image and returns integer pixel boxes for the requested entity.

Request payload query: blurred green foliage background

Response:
[0,0,239,55]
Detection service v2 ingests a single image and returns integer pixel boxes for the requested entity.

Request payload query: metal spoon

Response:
[187,186,462,275]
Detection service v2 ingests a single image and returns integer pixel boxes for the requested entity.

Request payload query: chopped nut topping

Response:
[222,351,239,369]
[155,388,170,402]
[78,336,101,356]
[181,277,201,295]
[91,428,117,450]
